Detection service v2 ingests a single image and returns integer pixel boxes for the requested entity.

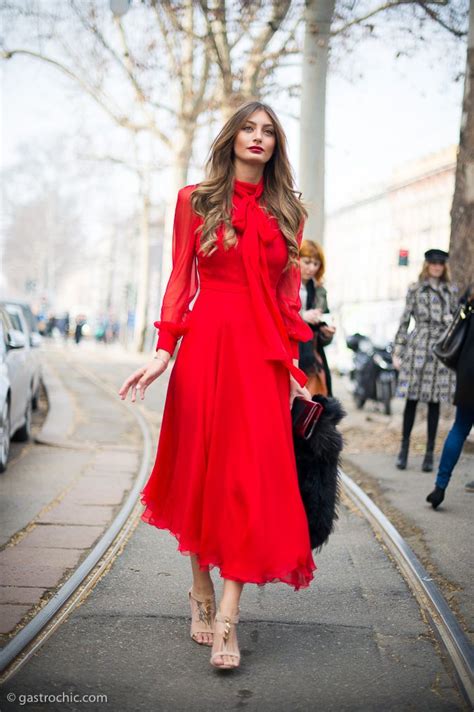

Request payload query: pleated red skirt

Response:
[140,283,317,590]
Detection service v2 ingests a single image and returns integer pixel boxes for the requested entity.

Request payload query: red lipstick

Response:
[248,146,264,154]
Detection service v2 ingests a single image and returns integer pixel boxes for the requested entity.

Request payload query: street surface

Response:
[334,376,473,640]
[0,342,470,711]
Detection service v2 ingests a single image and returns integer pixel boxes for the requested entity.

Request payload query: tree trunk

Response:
[158,125,194,323]
[449,3,474,293]
[133,168,151,353]
[299,0,335,245]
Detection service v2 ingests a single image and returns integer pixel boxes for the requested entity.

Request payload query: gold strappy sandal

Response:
[210,608,241,669]
[188,586,216,646]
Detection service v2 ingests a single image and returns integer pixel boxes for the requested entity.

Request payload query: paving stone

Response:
[0,604,32,634]
[15,525,104,550]
[83,467,136,481]
[71,490,128,506]
[81,473,133,487]
[36,503,115,526]
[0,547,84,569]
[93,451,140,470]
[0,564,65,588]
[0,587,47,604]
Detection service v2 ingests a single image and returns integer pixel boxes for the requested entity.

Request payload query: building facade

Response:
[324,146,456,351]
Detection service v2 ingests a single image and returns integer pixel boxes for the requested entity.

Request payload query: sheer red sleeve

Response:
[154,186,199,356]
[275,224,313,358]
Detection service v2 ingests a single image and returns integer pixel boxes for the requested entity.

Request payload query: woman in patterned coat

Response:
[393,249,458,472]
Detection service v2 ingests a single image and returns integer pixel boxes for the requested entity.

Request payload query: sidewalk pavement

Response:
[0,349,142,639]
[332,375,473,640]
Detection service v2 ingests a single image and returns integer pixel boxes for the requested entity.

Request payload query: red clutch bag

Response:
[291,396,324,440]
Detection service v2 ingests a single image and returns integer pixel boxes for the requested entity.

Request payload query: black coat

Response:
[298,280,333,396]
[454,293,474,409]
[293,395,345,550]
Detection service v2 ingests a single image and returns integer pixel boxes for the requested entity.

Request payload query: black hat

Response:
[424,249,449,263]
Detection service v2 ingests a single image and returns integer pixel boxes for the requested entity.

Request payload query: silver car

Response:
[0,307,33,472]
[1,301,42,410]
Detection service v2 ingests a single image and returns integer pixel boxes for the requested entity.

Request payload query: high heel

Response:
[421,448,434,472]
[210,608,241,669]
[396,438,409,470]
[188,586,216,646]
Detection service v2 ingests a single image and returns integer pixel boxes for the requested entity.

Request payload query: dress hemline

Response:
[140,497,317,592]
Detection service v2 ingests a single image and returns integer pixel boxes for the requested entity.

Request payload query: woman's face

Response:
[427,261,445,279]
[233,109,276,166]
[300,256,320,281]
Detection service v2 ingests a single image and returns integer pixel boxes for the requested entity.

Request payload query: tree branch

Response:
[198,0,233,96]
[331,0,456,36]
[1,48,172,146]
[241,0,292,98]
[414,0,467,38]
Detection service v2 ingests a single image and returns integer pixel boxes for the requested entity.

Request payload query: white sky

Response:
[1,16,465,218]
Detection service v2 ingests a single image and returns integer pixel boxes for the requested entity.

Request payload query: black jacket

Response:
[298,280,333,396]
[454,291,474,409]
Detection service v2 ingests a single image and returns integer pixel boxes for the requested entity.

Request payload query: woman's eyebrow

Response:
[245,120,274,128]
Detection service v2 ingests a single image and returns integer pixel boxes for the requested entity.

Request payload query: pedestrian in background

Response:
[298,239,336,396]
[426,285,474,508]
[393,249,458,472]
[119,101,315,672]
[74,315,86,345]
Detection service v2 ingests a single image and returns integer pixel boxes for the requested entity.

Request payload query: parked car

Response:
[0,301,42,410]
[0,307,34,472]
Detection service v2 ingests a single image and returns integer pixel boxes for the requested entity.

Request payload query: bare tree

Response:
[2,1,306,348]
[2,178,84,304]
[197,0,302,118]
[1,0,213,349]
[450,3,474,292]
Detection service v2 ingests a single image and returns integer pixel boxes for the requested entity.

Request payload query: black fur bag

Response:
[292,394,346,550]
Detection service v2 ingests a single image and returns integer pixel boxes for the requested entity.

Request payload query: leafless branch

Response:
[1,48,172,145]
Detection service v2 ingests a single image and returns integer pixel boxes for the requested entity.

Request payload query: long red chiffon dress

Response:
[140,177,317,590]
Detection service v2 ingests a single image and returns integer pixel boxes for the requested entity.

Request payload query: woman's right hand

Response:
[118,350,171,402]
[392,355,401,371]
[303,308,323,325]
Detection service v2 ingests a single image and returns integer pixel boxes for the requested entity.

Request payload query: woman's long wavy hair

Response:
[418,260,451,283]
[191,100,307,269]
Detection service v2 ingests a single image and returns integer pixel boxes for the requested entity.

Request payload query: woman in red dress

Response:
[119,101,316,670]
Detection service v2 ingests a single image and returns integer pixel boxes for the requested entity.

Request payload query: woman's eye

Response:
[264,129,274,136]
[243,126,253,132]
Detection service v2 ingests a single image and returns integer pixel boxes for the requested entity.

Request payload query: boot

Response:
[426,485,445,509]
[422,448,434,472]
[396,439,409,470]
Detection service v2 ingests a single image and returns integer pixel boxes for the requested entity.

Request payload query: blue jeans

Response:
[436,406,474,489]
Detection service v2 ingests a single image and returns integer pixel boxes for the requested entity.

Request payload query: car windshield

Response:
[5,308,22,332]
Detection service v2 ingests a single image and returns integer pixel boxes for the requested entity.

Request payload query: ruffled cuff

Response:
[154,320,189,356]
[286,320,314,344]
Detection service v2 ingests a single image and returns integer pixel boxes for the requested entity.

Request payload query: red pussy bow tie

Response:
[231,178,308,387]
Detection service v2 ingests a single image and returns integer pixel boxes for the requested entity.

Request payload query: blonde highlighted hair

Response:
[418,260,451,283]
[191,100,307,269]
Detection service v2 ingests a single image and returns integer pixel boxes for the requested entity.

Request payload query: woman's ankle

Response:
[218,599,240,616]
[192,581,214,596]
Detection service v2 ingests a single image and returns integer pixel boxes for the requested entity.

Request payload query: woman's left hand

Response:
[289,377,312,407]
[320,325,336,338]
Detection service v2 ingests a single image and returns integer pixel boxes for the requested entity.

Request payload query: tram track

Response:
[0,360,153,683]
[0,358,472,707]
[340,470,473,708]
